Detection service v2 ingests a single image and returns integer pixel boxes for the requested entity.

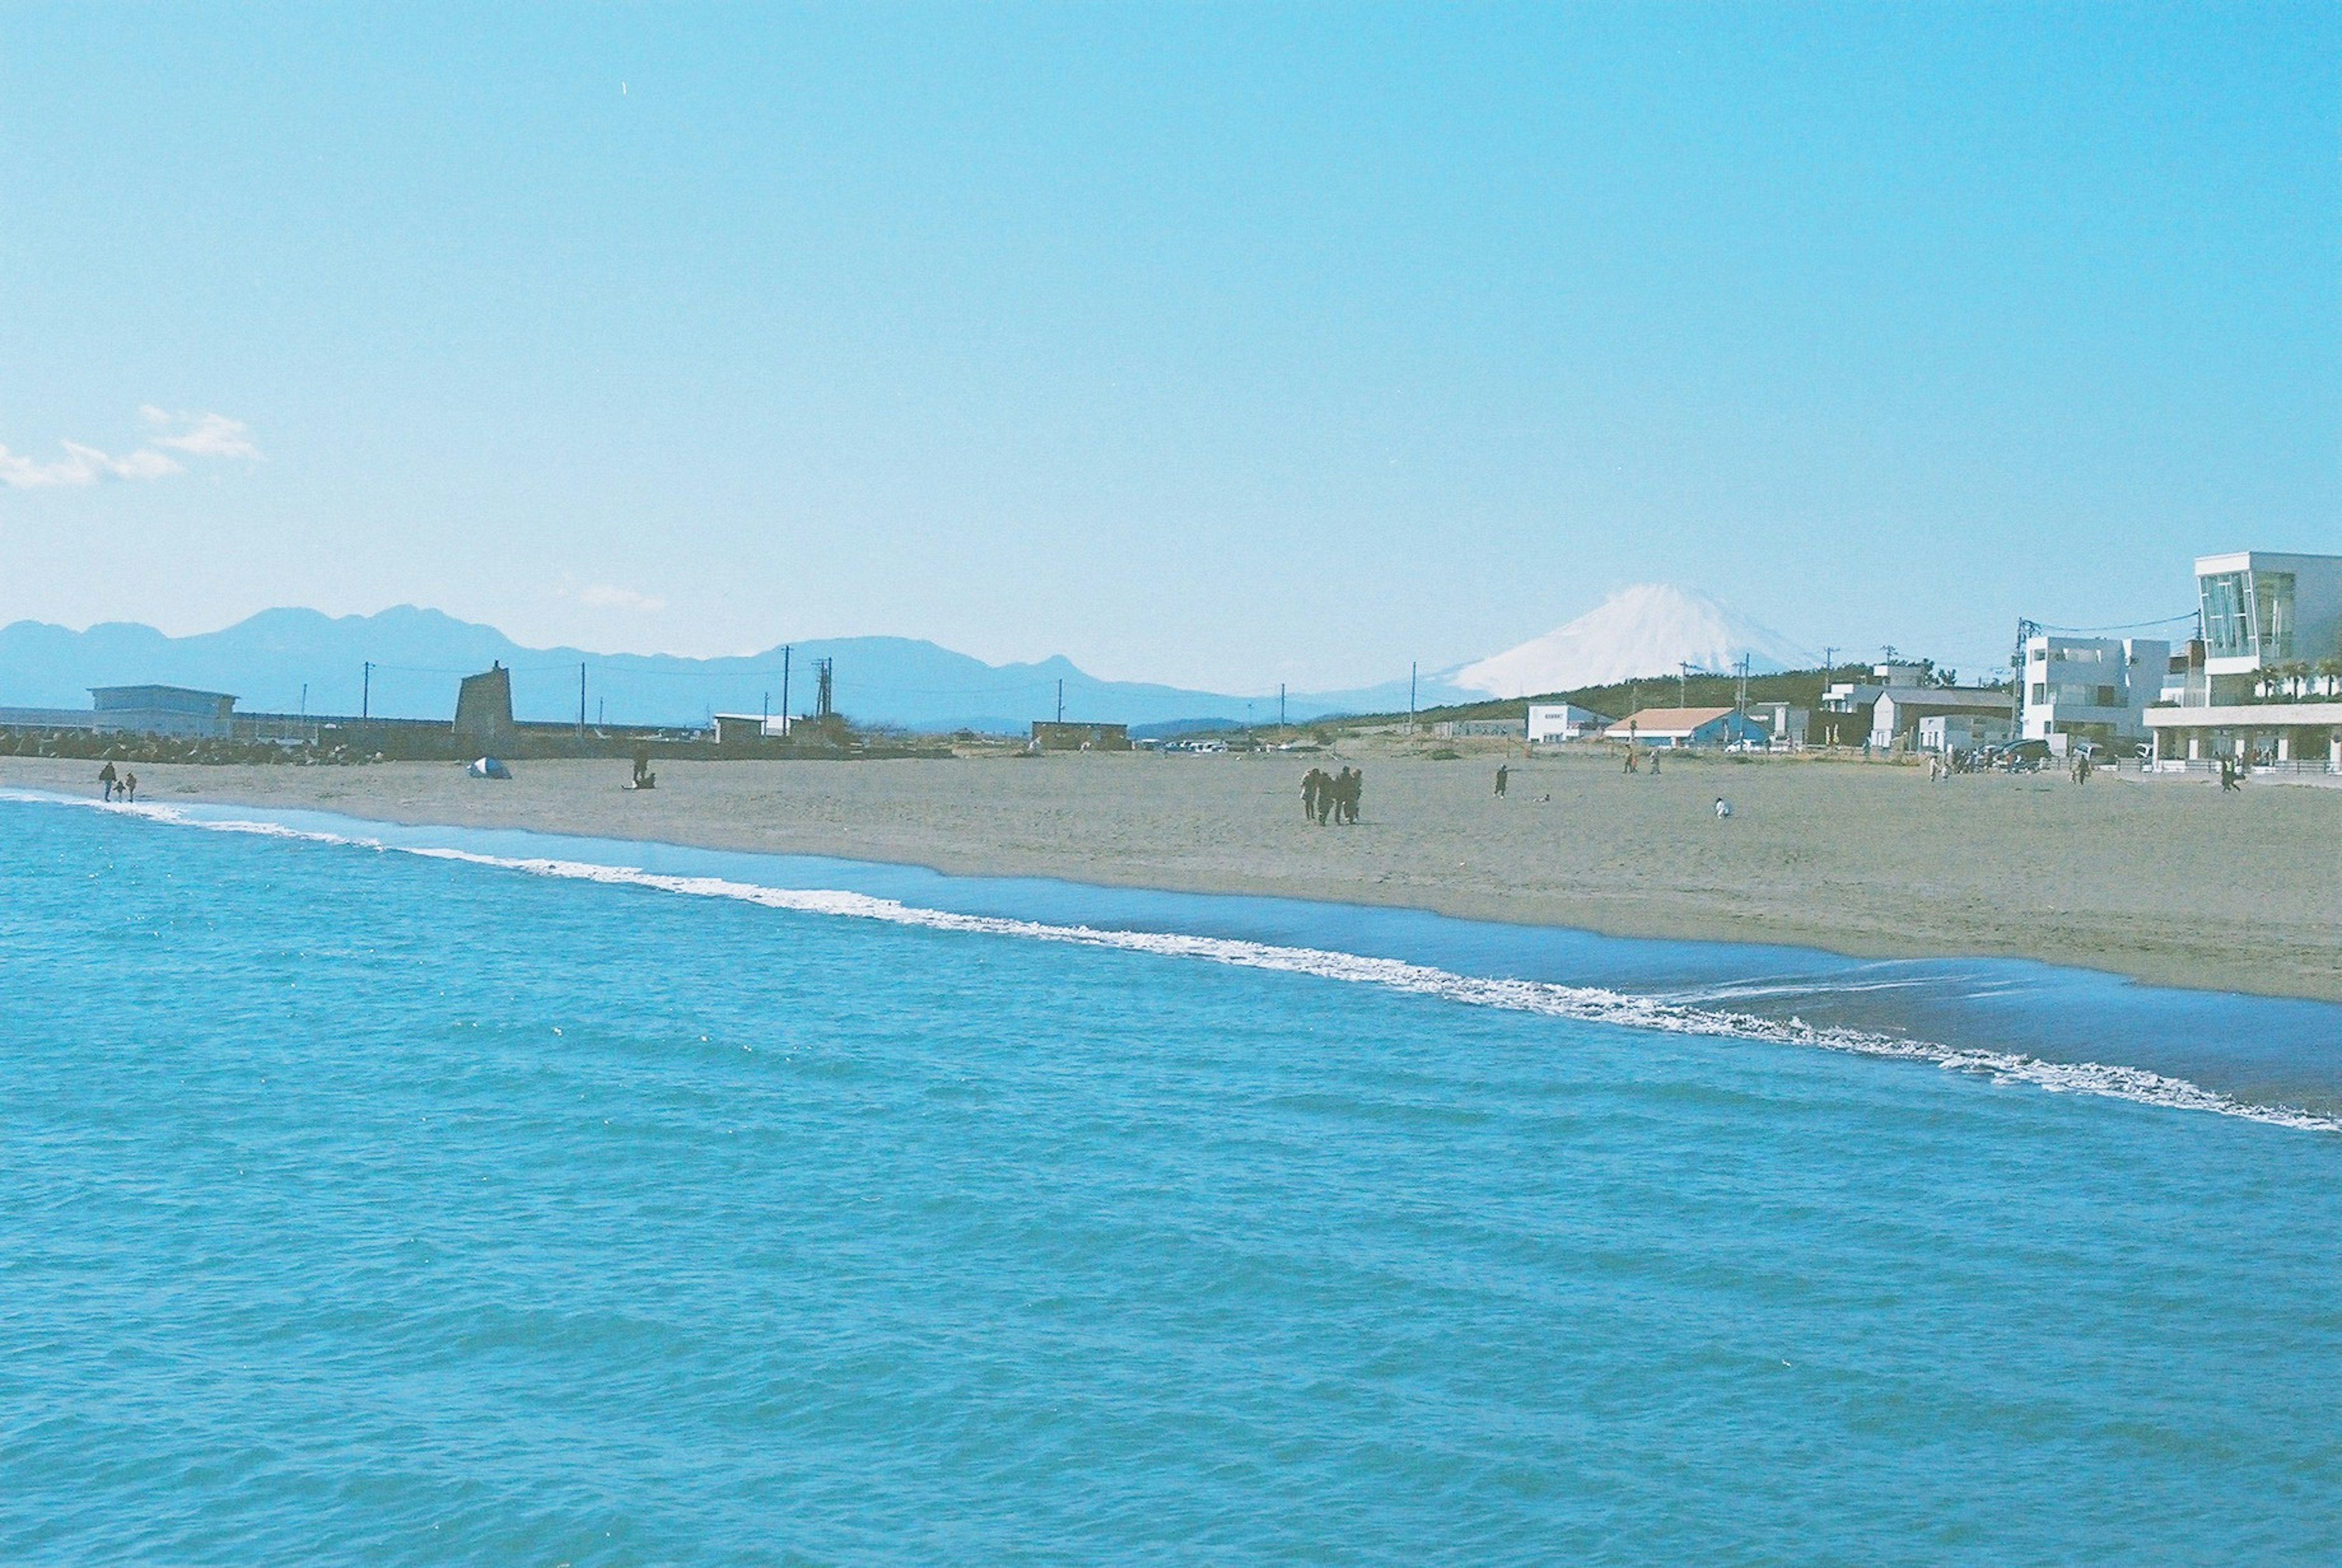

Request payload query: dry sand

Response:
[7,746,2338,1001]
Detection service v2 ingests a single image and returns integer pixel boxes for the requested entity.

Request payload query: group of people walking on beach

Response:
[97,762,137,803]
[1300,766,1363,825]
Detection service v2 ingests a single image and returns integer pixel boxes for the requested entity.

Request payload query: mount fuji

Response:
[1452,584,1814,699]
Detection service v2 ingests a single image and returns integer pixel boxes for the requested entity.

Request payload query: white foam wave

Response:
[21,790,2339,1134]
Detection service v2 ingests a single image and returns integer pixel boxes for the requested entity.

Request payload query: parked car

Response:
[1983,739,2052,772]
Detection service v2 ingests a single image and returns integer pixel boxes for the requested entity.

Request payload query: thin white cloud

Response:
[577,583,669,613]
[141,406,264,461]
[0,406,260,490]
[0,440,185,489]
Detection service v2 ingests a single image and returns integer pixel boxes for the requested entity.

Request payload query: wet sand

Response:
[8,748,2337,1001]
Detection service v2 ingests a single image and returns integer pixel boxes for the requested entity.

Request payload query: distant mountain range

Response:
[0,607,1370,733]
[0,586,1821,733]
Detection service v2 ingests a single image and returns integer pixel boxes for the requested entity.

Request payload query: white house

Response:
[1869,686,2011,751]
[2018,635,2168,747]
[1918,712,2010,754]
[2146,550,2342,773]
[1526,703,1612,744]
[1814,663,1903,747]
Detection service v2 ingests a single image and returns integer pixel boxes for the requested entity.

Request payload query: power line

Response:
[2030,610,2197,634]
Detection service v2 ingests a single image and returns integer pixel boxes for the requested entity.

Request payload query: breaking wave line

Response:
[29,792,2340,1135]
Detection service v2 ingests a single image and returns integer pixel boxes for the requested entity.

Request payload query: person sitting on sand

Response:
[98,761,116,801]
[1714,797,1731,818]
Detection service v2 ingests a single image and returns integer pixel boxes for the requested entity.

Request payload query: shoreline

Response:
[6,750,2337,1003]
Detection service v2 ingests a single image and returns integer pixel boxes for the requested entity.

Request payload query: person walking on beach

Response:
[1318,768,1338,825]
[1343,768,1363,825]
[1622,748,1638,774]
[2219,756,2240,793]
[98,761,117,801]
[120,771,137,804]
[1303,768,1322,822]
[1647,748,1660,776]
[1494,764,1508,798]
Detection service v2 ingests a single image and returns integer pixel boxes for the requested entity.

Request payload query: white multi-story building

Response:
[2191,550,2342,700]
[2018,635,2168,748]
[2144,550,2342,773]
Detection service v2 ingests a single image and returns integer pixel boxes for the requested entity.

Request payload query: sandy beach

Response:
[7,746,2337,1002]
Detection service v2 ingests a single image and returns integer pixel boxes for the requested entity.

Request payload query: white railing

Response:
[2150,757,2339,776]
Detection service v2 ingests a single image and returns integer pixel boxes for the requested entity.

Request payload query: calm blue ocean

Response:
[4,792,2338,1566]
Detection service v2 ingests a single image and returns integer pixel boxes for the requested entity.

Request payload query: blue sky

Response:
[1,3,2333,690]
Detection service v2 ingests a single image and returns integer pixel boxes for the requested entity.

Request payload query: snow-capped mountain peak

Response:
[1453,584,1813,698]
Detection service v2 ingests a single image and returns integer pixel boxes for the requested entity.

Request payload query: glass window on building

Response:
[2254,572,2296,660]
[2201,572,2251,656]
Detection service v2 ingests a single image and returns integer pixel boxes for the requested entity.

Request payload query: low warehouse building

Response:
[1613,706,1766,748]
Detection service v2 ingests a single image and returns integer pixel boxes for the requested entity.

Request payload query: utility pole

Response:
[1056,678,1065,723]
[1822,646,1836,679]
[1677,662,1690,709]
[1279,682,1286,735]
[1409,662,1417,733]
[781,645,792,726]
[301,682,307,717]
[1735,654,1750,721]
[361,662,371,720]
[578,661,587,742]
[2012,617,2039,740]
